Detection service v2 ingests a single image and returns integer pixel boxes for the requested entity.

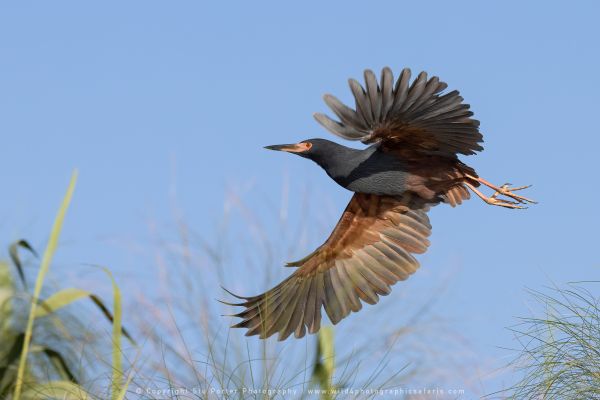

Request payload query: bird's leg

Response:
[466,175,537,205]
[464,182,526,209]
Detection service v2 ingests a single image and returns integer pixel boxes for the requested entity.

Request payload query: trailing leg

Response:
[465,174,536,206]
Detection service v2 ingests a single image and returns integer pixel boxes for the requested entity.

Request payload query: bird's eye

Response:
[303,142,312,150]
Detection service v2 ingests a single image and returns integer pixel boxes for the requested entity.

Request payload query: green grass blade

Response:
[98,267,124,400]
[34,287,135,343]
[88,294,135,344]
[115,345,144,400]
[13,170,78,400]
[34,288,91,318]
[115,368,135,400]
[320,327,335,381]
[0,333,25,395]
[9,240,37,289]
[501,282,600,399]
[312,326,335,400]
[20,380,91,400]
[0,261,14,338]
[39,348,78,383]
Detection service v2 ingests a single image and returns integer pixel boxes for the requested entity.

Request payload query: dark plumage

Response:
[274,139,413,196]
[223,67,536,341]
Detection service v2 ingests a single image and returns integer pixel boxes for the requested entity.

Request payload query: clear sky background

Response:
[1,0,599,396]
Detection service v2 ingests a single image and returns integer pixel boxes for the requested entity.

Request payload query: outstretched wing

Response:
[225,193,432,341]
[314,67,484,158]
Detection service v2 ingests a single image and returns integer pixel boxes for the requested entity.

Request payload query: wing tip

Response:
[315,67,483,156]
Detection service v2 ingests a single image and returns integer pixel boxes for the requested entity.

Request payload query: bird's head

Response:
[264,138,345,163]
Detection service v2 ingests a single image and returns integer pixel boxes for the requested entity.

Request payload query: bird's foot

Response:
[466,175,537,208]
[464,179,536,209]
[484,192,527,209]
[490,183,537,205]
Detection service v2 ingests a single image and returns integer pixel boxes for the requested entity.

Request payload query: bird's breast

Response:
[318,146,418,196]
[341,170,412,196]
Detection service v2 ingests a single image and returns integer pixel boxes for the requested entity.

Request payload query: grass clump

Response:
[13,170,78,399]
[1,171,132,400]
[504,282,600,399]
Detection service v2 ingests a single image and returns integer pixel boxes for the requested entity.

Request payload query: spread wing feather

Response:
[225,193,431,340]
[314,67,484,157]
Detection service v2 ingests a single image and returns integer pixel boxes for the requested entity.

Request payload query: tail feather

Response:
[443,184,471,207]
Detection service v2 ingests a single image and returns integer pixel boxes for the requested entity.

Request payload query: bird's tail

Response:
[442,184,471,207]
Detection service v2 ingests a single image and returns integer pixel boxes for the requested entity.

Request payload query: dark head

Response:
[264,138,353,166]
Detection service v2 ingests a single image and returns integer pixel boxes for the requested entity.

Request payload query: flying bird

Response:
[223,67,535,341]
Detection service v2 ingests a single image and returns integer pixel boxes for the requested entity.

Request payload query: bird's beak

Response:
[264,143,308,153]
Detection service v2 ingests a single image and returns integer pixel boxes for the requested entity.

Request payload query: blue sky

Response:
[1,0,599,396]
